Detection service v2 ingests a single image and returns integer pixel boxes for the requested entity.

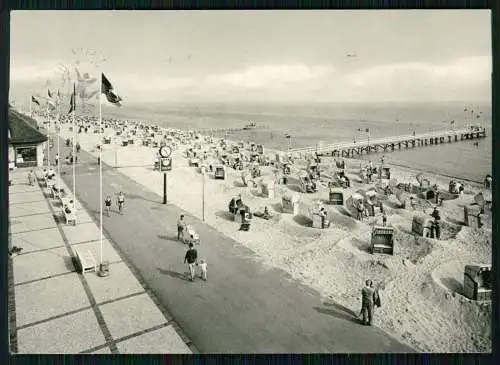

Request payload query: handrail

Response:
[287,128,485,155]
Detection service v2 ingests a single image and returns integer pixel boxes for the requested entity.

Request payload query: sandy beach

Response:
[49,116,492,353]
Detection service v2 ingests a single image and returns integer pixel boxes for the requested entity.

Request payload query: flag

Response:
[365,128,370,133]
[476,115,480,119]
[48,89,53,98]
[450,120,455,124]
[32,96,40,106]
[68,83,76,115]
[101,73,122,106]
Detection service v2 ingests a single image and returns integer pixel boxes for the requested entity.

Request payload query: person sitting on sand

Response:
[409,196,416,210]
[263,206,270,220]
[357,203,364,221]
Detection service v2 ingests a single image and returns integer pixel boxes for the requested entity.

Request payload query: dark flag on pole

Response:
[450,120,455,124]
[68,83,76,115]
[31,96,40,106]
[101,73,122,106]
[365,128,370,133]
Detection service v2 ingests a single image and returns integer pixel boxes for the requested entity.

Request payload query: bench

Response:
[60,197,73,207]
[51,186,62,199]
[63,208,77,225]
[74,248,97,273]
[46,179,55,191]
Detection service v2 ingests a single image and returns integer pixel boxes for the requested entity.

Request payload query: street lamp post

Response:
[202,167,206,222]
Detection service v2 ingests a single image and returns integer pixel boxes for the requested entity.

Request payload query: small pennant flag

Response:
[365,128,370,133]
[450,120,455,124]
[48,89,53,98]
[101,73,122,106]
[31,96,40,106]
[68,83,76,115]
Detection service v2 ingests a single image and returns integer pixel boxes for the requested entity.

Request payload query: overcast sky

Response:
[9,10,492,104]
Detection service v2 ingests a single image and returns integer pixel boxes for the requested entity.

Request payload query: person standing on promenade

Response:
[27,170,35,186]
[55,153,59,166]
[177,214,186,241]
[184,243,198,281]
[117,191,125,214]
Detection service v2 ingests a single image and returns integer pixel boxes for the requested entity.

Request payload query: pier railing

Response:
[287,127,486,157]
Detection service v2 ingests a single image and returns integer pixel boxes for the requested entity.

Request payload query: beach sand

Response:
[54,120,492,353]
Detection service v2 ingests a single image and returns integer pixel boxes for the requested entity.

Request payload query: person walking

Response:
[184,243,198,281]
[104,195,112,216]
[27,170,35,186]
[360,279,380,326]
[117,192,125,214]
[177,214,186,242]
[55,153,59,166]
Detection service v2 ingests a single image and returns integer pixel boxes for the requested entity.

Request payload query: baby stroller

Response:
[184,225,200,245]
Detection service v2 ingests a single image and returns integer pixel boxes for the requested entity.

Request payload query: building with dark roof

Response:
[8,108,48,168]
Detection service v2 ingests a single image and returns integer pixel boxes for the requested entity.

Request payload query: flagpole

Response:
[57,112,61,197]
[47,106,51,168]
[72,82,76,210]
[99,75,103,265]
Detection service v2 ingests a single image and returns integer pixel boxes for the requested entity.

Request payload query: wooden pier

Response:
[287,127,487,158]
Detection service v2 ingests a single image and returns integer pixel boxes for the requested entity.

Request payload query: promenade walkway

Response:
[54,139,415,353]
[8,168,192,354]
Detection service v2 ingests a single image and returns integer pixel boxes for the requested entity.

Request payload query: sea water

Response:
[103,101,491,183]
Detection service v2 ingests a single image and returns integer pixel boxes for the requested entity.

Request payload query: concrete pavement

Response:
[55,137,415,353]
[8,168,192,354]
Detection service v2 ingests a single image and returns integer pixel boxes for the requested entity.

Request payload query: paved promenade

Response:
[8,168,192,354]
[52,138,415,353]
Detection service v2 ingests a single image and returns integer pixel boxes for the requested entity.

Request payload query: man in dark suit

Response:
[360,280,381,325]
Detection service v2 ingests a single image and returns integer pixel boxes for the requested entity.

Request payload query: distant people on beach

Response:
[359,280,380,326]
[431,207,441,239]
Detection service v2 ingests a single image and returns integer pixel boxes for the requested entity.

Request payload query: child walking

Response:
[197,259,207,281]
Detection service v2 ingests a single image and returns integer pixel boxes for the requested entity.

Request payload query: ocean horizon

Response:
[95,100,491,182]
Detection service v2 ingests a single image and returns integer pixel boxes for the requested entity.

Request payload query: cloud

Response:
[207,64,334,89]
[10,57,491,103]
[336,56,491,102]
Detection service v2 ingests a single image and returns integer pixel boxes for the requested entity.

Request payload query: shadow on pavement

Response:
[215,211,234,222]
[323,300,358,317]
[157,267,189,281]
[157,234,181,242]
[313,306,361,325]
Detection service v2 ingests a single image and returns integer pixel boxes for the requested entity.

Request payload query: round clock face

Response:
[159,146,172,158]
